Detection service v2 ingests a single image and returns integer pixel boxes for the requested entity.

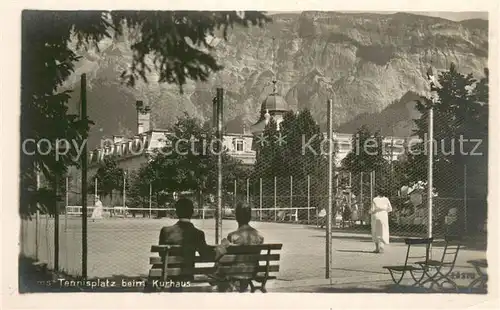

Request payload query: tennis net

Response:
[64,206,318,222]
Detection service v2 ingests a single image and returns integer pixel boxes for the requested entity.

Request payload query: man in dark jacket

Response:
[155,198,214,292]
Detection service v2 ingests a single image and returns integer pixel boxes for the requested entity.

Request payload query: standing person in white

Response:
[91,195,104,221]
[370,189,392,253]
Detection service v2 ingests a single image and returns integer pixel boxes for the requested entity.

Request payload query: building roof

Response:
[250,119,268,135]
[261,92,288,112]
[225,116,249,135]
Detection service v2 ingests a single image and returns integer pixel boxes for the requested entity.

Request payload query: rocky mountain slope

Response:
[65,11,488,148]
[336,91,425,136]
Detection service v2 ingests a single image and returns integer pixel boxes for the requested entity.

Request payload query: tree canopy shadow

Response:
[19,255,150,293]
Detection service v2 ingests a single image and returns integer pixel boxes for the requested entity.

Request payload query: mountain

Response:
[336,91,424,136]
[64,11,488,148]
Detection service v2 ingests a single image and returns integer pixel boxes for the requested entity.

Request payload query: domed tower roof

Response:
[261,92,288,113]
[260,80,288,113]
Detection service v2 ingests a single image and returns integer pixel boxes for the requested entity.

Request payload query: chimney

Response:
[136,100,151,134]
[212,97,217,128]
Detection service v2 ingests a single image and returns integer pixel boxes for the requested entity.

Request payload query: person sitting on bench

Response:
[212,201,264,292]
[157,198,215,292]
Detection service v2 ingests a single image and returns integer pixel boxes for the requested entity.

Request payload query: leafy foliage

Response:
[21,10,270,216]
[253,117,282,179]
[342,126,387,172]
[127,114,247,207]
[89,156,124,199]
[253,109,327,212]
[254,110,325,179]
[404,63,488,198]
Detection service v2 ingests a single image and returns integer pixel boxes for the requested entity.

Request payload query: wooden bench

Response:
[147,243,282,292]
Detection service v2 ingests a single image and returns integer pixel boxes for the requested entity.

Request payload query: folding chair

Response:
[383,238,433,287]
[467,259,487,293]
[415,235,461,292]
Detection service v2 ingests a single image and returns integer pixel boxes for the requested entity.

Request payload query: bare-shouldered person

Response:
[213,201,264,292]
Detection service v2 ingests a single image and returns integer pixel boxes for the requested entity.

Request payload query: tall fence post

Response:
[370,171,374,226]
[234,180,237,209]
[123,171,127,209]
[259,178,263,221]
[427,68,439,244]
[215,87,223,244]
[35,165,40,261]
[274,176,277,221]
[428,103,434,240]
[246,178,250,204]
[360,172,364,223]
[80,73,88,278]
[290,175,293,209]
[326,98,334,279]
[346,172,352,227]
[54,174,60,272]
[65,176,68,232]
[307,175,311,224]
[335,175,340,228]
[464,164,468,234]
[149,183,152,218]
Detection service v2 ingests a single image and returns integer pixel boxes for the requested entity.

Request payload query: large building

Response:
[87,100,257,175]
[87,90,413,176]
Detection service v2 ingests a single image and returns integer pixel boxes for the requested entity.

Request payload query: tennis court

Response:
[20,215,487,286]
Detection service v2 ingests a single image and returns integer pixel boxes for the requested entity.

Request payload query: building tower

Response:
[250,37,290,136]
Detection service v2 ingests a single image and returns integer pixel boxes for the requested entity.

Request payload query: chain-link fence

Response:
[228,175,324,224]
[23,173,222,278]
[381,160,487,238]
[21,162,487,279]
[326,169,486,238]
[224,170,378,228]
[20,93,488,283]
[20,177,83,277]
[388,196,486,237]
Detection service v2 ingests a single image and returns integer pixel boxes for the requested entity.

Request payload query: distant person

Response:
[445,207,460,236]
[212,201,264,292]
[318,208,327,228]
[91,195,104,221]
[370,188,393,253]
[342,203,352,227]
[153,198,215,292]
[351,194,360,223]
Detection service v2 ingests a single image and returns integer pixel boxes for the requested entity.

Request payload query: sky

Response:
[268,11,488,21]
[393,11,487,21]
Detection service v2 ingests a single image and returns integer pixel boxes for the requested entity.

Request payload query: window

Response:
[236,140,244,152]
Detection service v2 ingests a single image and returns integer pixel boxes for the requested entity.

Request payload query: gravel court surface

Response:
[22,217,487,287]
